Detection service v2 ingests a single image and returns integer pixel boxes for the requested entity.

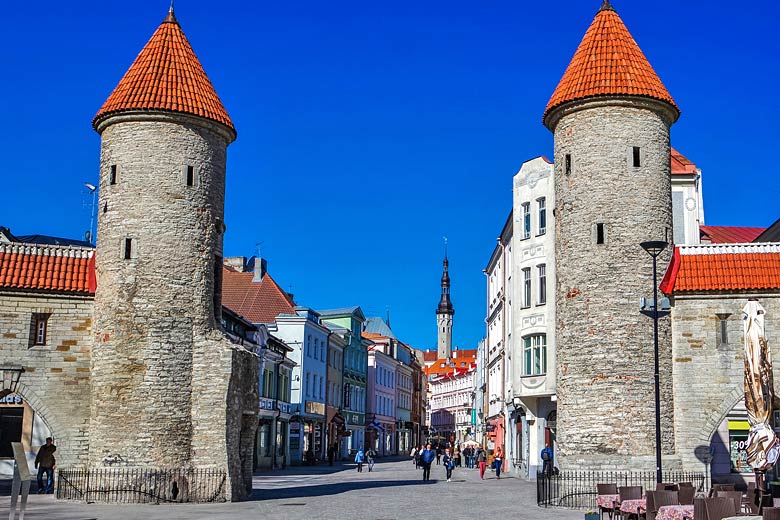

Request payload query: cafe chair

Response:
[704,497,737,520]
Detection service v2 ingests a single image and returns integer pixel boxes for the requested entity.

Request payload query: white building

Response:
[484,213,512,462]
[367,341,397,456]
[509,156,557,478]
[273,307,329,464]
[429,365,476,445]
[670,148,704,245]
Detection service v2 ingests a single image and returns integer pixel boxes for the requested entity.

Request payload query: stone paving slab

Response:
[0,460,585,519]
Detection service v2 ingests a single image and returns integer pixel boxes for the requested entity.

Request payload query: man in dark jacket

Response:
[35,437,56,493]
[420,444,436,481]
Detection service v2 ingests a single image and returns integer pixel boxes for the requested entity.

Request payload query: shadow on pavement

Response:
[250,479,435,501]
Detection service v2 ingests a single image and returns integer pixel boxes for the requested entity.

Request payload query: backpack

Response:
[541,448,552,461]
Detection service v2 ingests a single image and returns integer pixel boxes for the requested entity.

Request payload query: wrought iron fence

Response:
[56,467,227,504]
[537,469,709,510]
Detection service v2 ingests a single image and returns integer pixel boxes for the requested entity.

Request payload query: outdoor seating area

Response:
[595,481,779,520]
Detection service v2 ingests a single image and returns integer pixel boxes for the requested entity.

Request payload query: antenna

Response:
[255,241,264,259]
[386,306,391,329]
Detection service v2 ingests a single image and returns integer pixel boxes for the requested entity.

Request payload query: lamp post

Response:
[0,365,25,399]
[640,240,670,484]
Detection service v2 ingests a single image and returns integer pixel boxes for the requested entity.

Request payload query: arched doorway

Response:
[0,391,52,477]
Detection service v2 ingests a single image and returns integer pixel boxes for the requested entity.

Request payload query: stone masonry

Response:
[0,252,93,468]
[549,99,678,471]
[672,294,780,474]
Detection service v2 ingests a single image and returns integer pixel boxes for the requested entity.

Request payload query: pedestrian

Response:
[442,448,455,482]
[420,443,436,481]
[436,446,442,465]
[367,447,376,472]
[413,445,421,468]
[355,447,365,473]
[493,446,503,479]
[327,444,335,466]
[465,446,474,468]
[454,446,461,468]
[35,437,56,494]
[477,447,487,479]
[541,442,554,476]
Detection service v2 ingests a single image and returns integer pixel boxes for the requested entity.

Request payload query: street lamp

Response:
[640,240,671,484]
[0,365,25,398]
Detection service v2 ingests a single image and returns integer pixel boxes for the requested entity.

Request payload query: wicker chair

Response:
[704,497,737,520]
[656,482,679,491]
[693,497,706,520]
[617,486,644,520]
[764,507,780,520]
[716,490,744,514]
[598,483,619,520]
[645,490,679,520]
[678,485,695,506]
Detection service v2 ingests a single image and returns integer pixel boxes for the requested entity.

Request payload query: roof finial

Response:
[599,0,615,11]
[443,236,448,261]
[164,0,178,23]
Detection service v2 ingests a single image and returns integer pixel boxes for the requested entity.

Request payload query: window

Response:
[523,335,547,376]
[632,147,641,167]
[110,165,117,185]
[123,238,133,259]
[262,369,274,398]
[30,313,49,346]
[305,372,310,397]
[565,154,571,175]
[185,165,195,187]
[307,335,312,357]
[538,264,547,305]
[596,223,605,245]
[522,203,531,239]
[522,268,531,308]
[717,313,731,346]
[537,197,546,235]
[319,379,323,400]
[313,374,318,398]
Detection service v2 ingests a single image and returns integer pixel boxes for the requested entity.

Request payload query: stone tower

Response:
[436,253,454,359]
[89,7,258,501]
[543,1,680,470]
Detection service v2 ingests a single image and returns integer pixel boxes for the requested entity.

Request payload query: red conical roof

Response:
[544,1,678,125]
[93,9,234,132]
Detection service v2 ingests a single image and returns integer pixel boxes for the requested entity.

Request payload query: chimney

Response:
[252,257,268,282]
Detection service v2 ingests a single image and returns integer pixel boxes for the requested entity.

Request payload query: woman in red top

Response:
[493,446,503,479]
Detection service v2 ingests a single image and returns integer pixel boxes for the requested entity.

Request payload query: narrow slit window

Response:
[30,313,49,347]
[103,202,108,214]
[123,238,133,259]
[186,165,195,187]
[565,154,572,175]
[110,165,117,185]
[596,223,605,245]
[632,147,641,167]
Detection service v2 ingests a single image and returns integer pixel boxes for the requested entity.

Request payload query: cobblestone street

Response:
[1,459,584,519]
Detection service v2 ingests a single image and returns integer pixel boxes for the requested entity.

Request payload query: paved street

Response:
[0,459,583,519]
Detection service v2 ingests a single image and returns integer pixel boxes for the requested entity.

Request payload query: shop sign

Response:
[305,401,325,416]
[258,398,294,414]
[0,394,23,405]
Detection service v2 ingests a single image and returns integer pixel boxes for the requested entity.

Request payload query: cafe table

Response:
[620,498,646,515]
[656,504,693,520]
[596,494,619,509]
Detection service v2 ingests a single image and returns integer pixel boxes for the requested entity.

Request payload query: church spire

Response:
[437,240,454,316]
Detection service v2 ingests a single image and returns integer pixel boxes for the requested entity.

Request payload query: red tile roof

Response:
[93,9,234,132]
[221,268,296,324]
[0,243,95,294]
[544,2,678,124]
[422,351,437,362]
[424,350,478,377]
[700,226,767,244]
[671,148,697,176]
[661,244,780,294]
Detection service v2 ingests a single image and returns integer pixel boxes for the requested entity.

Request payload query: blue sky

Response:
[1,1,777,351]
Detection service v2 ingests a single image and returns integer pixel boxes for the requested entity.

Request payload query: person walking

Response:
[420,443,436,481]
[366,447,376,472]
[454,446,461,468]
[493,447,504,479]
[436,446,442,465]
[412,445,421,468]
[442,448,455,482]
[355,447,365,473]
[541,442,554,476]
[477,447,487,480]
[35,437,56,493]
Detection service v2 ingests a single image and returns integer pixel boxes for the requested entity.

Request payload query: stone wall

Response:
[0,290,93,467]
[672,293,780,473]
[552,100,676,470]
[90,113,230,468]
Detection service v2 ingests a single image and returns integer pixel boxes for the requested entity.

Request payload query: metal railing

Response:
[537,469,709,510]
[56,467,227,504]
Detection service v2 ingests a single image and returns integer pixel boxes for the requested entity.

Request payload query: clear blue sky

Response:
[1,1,777,351]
